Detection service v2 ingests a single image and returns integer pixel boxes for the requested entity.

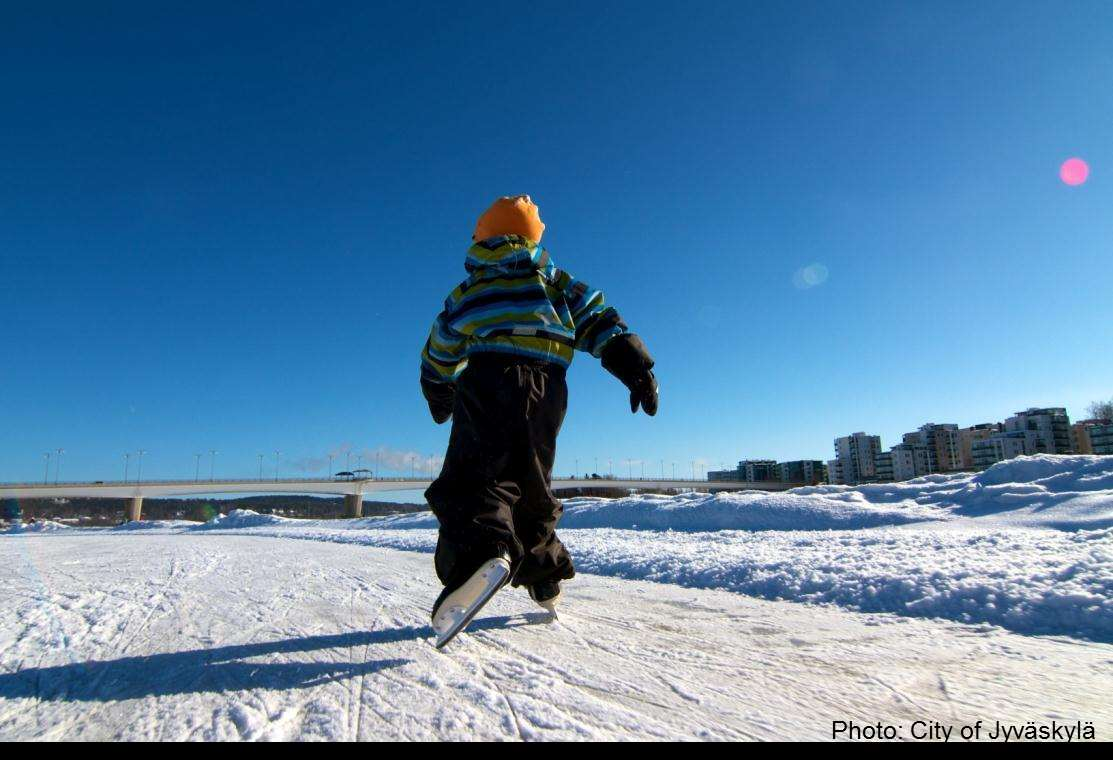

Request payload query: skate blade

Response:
[534,588,562,616]
[433,558,511,649]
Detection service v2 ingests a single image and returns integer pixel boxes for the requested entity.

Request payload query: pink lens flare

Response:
[1059,158,1089,186]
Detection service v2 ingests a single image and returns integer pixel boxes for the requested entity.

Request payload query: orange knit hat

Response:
[473,195,545,242]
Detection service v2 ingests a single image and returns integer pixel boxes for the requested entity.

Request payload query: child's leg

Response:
[511,364,575,587]
[425,361,523,589]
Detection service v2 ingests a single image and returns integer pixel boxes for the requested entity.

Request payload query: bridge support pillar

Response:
[344,493,363,519]
[125,497,143,522]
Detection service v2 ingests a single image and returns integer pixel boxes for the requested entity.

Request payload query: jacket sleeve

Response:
[420,304,469,383]
[554,269,629,358]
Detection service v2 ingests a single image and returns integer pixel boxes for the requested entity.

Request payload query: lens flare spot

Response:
[1060,158,1089,186]
[792,263,829,290]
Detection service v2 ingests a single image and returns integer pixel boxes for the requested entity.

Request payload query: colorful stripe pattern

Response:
[421,235,628,382]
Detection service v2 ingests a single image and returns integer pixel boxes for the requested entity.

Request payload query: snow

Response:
[1,534,1110,740]
[2,454,1112,739]
[3,520,72,534]
[111,455,1111,641]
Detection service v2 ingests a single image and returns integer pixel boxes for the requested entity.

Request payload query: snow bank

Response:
[111,520,200,531]
[371,455,1113,533]
[3,520,72,534]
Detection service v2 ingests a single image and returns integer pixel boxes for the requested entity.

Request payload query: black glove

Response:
[421,376,456,424]
[600,334,658,416]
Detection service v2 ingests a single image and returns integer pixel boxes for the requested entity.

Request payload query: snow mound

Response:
[791,455,1113,530]
[111,520,201,531]
[372,455,1113,533]
[4,520,72,534]
[198,509,296,530]
[558,491,938,531]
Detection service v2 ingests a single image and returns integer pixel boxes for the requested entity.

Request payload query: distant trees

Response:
[1087,398,1113,420]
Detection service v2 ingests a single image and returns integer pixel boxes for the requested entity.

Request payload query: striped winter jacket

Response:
[420,235,628,383]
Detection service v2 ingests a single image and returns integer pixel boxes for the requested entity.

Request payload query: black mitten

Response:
[421,376,456,424]
[600,334,659,416]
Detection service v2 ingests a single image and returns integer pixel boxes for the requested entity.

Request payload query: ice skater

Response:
[420,195,658,647]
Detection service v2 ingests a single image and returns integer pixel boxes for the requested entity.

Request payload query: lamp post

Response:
[43,452,51,484]
[124,452,131,483]
[328,454,334,479]
[274,451,281,481]
[136,450,146,483]
[55,449,64,484]
[258,454,264,481]
[209,450,217,482]
[194,453,202,482]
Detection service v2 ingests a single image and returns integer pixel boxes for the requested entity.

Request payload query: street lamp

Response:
[55,448,64,484]
[124,452,131,483]
[209,450,217,481]
[136,450,146,483]
[194,453,202,482]
[258,454,264,481]
[328,454,334,479]
[43,452,51,485]
[274,451,281,481]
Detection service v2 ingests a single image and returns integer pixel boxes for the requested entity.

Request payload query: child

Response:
[420,195,658,647]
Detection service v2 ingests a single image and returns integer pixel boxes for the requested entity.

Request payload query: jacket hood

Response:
[465,235,549,273]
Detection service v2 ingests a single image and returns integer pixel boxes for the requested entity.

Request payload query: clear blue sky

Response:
[2,1,1111,483]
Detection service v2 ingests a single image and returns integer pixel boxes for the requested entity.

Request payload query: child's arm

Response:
[556,271,659,416]
[420,307,468,423]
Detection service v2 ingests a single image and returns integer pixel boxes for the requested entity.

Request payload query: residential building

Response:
[776,460,828,485]
[740,460,778,482]
[1071,419,1113,455]
[708,460,779,482]
[873,451,894,482]
[826,459,843,485]
[1083,421,1113,455]
[831,433,882,485]
[958,423,1001,468]
[890,442,933,481]
[901,423,962,472]
[1004,408,1072,454]
[971,430,1040,468]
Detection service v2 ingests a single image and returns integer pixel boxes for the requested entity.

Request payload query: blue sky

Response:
[2,1,1111,484]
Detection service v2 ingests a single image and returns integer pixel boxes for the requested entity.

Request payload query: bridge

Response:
[0,477,797,522]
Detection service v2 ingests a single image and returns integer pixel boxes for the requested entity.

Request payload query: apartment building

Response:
[873,451,894,482]
[1074,420,1113,455]
[971,430,1040,468]
[776,460,828,486]
[1004,408,1072,454]
[890,442,934,481]
[958,423,1002,468]
[831,433,882,485]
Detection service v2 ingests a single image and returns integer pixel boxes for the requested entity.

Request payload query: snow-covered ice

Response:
[1,455,1111,740]
[2,534,1111,740]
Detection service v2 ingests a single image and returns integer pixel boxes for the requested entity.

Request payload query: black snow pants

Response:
[425,353,575,590]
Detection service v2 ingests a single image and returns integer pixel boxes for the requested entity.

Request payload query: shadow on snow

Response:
[0,613,551,702]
